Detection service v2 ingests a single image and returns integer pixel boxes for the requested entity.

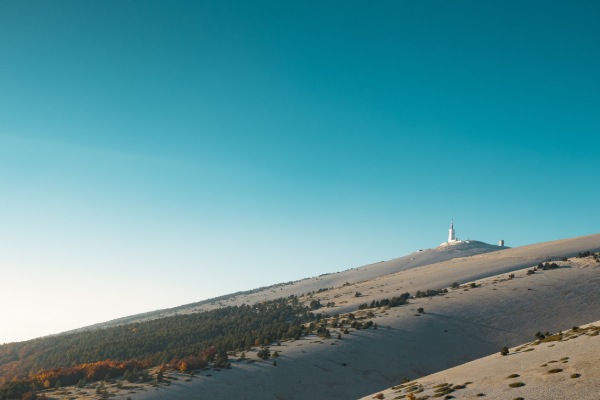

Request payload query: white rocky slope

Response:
[108,233,600,400]
[361,322,600,400]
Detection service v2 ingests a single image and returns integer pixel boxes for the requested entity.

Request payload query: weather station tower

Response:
[440,220,462,247]
[448,221,456,242]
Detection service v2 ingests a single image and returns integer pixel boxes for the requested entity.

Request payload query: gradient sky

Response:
[1,1,599,344]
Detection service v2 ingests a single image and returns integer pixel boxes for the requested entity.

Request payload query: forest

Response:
[0,296,316,399]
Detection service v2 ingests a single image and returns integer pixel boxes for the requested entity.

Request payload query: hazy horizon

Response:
[1,1,599,344]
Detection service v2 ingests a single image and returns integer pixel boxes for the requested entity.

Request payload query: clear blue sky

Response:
[1,1,599,343]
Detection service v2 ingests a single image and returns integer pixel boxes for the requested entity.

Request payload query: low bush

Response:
[539,262,560,270]
[547,368,563,374]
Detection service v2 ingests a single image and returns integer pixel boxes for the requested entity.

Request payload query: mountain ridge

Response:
[67,239,507,334]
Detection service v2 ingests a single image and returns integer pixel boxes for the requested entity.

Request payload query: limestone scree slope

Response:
[108,233,600,400]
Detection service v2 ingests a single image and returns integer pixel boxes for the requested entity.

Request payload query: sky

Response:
[1,0,599,344]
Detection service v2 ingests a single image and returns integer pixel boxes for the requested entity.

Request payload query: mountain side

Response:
[2,233,599,400]
[90,234,600,400]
